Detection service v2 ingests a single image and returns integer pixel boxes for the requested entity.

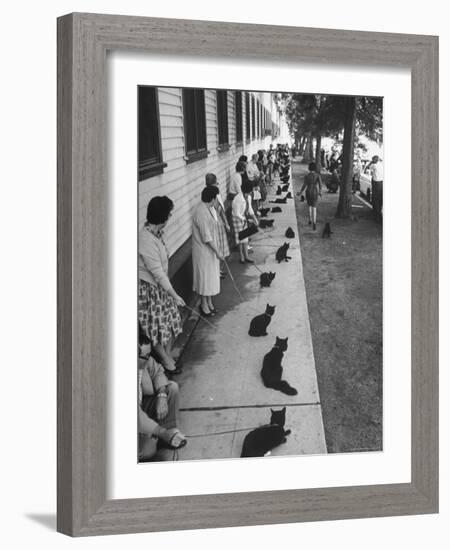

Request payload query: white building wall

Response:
[139,88,280,260]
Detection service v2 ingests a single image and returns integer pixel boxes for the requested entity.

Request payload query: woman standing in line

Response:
[299,162,322,230]
[205,172,230,279]
[231,179,258,264]
[192,186,224,316]
[139,196,185,374]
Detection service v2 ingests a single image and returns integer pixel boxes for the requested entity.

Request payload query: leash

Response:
[185,425,262,438]
[223,258,246,302]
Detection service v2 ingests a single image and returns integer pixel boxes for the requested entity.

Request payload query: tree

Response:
[283,93,382,219]
[336,97,357,218]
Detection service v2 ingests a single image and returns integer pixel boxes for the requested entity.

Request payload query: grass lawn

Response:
[292,162,383,453]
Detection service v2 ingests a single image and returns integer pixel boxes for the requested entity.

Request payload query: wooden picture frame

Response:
[57,12,438,536]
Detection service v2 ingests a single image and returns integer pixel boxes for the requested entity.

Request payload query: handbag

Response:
[238,223,259,241]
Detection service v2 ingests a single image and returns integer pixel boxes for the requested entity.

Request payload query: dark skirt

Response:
[306,186,319,207]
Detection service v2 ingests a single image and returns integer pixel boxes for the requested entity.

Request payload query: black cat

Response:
[259,207,270,217]
[322,222,333,238]
[285,227,295,238]
[276,186,282,195]
[240,408,291,458]
[270,197,287,204]
[281,184,290,192]
[259,271,276,288]
[248,304,275,337]
[276,242,291,263]
[271,206,282,213]
[286,192,292,199]
[259,218,274,229]
[261,337,297,395]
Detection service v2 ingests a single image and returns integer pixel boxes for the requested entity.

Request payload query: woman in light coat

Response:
[192,186,224,316]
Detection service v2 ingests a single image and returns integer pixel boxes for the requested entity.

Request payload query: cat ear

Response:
[270,408,274,413]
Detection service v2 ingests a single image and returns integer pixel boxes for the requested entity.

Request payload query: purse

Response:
[238,224,259,240]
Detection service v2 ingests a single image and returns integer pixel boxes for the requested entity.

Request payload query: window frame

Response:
[138,86,167,181]
[251,94,255,140]
[216,89,229,152]
[245,92,251,143]
[235,90,243,145]
[182,88,208,164]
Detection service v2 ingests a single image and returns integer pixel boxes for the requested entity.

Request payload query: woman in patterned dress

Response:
[205,173,230,278]
[139,196,185,374]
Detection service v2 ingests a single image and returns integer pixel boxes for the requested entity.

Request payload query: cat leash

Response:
[184,425,263,438]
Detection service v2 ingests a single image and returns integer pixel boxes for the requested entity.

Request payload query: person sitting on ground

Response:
[327,169,340,193]
[232,179,258,264]
[299,162,323,231]
[139,196,185,375]
[138,325,187,461]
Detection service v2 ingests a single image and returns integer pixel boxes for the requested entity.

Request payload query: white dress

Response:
[191,202,220,296]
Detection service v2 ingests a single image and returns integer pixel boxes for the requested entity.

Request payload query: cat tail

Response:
[277,380,298,396]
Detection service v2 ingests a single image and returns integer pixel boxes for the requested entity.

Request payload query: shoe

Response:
[158,429,187,450]
[164,365,183,376]
[199,306,212,317]
[245,258,254,263]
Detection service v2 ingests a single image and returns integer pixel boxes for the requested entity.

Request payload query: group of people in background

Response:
[137,143,292,461]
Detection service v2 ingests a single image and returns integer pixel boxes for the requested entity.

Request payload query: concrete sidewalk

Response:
[175,173,327,461]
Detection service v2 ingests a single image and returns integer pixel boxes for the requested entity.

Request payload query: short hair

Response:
[205,173,217,186]
[251,153,258,161]
[201,186,220,203]
[308,162,317,172]
[146,196,174,225]
[241,180,254,195]
[238,155,248,163]
[235,161,246,173]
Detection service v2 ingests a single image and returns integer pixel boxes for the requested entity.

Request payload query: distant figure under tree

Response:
[300,162,323,231]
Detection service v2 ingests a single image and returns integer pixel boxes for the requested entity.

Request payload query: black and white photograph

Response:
[137,87,383,462]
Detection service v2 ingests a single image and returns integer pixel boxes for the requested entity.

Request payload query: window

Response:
[216,90,229,149]
[251,95,255,139]
[245,92,251,142]
[138,86,166,180]
[260,103,264,138]
[182,88,207,163]
[256,99,260,139]
[235,91,243,144]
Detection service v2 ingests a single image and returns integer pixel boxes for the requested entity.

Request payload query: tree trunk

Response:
[336,97,357,218]
[303,135,314,163]
[302,136,310,162]
[298,135,306,155]
[315,134,322,173]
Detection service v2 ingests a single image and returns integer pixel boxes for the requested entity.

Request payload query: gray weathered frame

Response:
[57,12,439,537]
